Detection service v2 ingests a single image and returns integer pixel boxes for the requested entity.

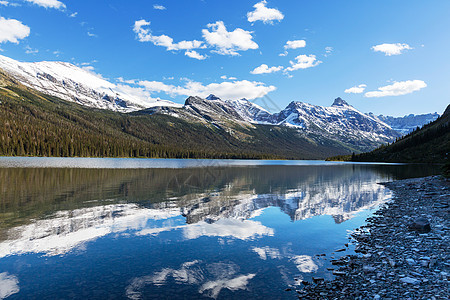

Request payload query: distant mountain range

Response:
[369,113,440,135]
[353,104,450,163]
[0,54,441,158]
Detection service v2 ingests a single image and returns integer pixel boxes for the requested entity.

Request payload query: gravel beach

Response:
[297,175,450,299]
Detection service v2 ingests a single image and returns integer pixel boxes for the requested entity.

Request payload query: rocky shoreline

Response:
[297,175,449,299]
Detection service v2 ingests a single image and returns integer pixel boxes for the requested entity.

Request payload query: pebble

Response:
[297,176,450,300]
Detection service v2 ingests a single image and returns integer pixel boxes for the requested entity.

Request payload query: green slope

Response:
[351,104,450,163]
[0,70,349,160]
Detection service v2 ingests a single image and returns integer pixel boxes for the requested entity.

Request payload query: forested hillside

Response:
[351,105,450,163]
[0,70,349,160]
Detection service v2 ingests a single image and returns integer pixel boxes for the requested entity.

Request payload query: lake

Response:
[0,158,440,299]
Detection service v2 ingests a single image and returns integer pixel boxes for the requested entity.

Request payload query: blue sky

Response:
[0,0,449,116]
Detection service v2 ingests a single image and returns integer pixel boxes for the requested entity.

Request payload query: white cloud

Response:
[291,255,318,273]
[250,63,283,74]
[134,19,204,51]
[199,274,256,299]
[251,246,281,260]
[371,43,412,56]
[87,31,97,38]
[284,40,306,49]
[285,54,321,72]
[247,1,284,24]
[69,12,78,18]
[0,17,30,44]
[25,0,66,10]
[202,21,258,56]
[185,50,207,60]
[325,46,333,57]
[183,219,274,240]
[127,261,255,299]
[153,4,166,10]
[220,75,237,80]
[365,80,427,98]
[24,45,38,54]
[0,1,20,6]
[138,78,276,100]
[344,84,366,94]
[81,65,95,72]
[0,273,19,299]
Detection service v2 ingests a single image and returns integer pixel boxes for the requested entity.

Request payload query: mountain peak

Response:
[332,97,350,107]
[206,94,221,101]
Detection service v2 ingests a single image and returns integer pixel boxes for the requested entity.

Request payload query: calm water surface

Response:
[0,158,439,299]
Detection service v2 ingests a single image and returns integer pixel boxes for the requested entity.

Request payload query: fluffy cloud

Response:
[220,75,237,80]
[284,40,306,49]
[285,54,321,72]
[183,219,274,240]
[250,64,283,74]
[371,43,412,56]
[0,273,19,299]
[185,50,207,60]
[25,0,66,10]
[153,4,166,10]
[138,78,276,100]
[134,20,257,57]
[247,1,284,24]
[365,80,427,97]
[345,84,367,94]
[202,21,258,56]
[291,255,318,273]
[199,274,256,299]
[0,17,30,44]
[134,19,204,51]
[24,45,38,54]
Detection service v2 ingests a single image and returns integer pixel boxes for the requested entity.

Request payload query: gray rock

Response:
[408,217,431,233]
[400,277,420,285]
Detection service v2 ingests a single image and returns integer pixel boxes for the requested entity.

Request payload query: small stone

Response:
[399,277,420,285]
[312,277,324,284]
[363,267,376,274]
[408,217,431,233]
[332,271,346,276]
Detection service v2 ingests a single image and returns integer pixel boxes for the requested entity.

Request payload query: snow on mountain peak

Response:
[0,54,181,112]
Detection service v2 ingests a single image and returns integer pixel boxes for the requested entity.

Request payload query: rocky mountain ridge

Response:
[0,54,438,153]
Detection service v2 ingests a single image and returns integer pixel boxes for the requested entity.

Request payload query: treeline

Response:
[0,85,280,159]
[0,70,354,160]
[348,105,450,164]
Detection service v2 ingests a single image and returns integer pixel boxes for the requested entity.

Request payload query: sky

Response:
[0,0,449,116]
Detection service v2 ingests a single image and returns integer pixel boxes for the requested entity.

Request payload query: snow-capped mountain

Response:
[0,54,424,152]
[215,96,400,151]
[223,98,273,124]
[370,113,440,135]
[0,170,391,257]
[0,54,180,112]
[270,98,401,150]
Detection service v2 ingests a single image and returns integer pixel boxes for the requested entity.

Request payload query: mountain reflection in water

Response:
[0,163,439,299]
